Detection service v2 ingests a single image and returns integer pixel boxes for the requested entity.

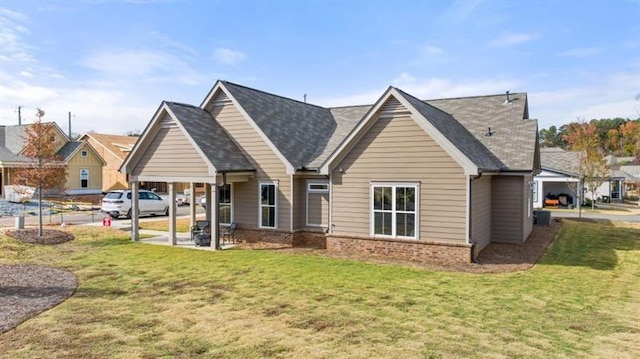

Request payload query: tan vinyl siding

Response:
[65,144,103,190]
[210,92,291,231]
[307,191,329,227]
[471,175,492,254]
[491,175,524,244]
[331,109,467,243]
[133,114,209,178]
[293,177,306,229]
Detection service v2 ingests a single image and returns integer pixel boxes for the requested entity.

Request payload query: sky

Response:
[1,0,639,137]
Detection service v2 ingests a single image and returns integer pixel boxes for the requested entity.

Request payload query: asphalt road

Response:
[0,203,206,228]
[550,210,640,222]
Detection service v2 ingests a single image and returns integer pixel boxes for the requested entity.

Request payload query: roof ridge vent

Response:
[503,91,512,104]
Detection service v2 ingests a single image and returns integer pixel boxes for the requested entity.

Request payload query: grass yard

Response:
[1,220,639,358]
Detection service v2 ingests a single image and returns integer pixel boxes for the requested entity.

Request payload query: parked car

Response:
[101,190,169,219]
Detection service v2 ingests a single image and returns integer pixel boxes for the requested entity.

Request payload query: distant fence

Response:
[0,199,107,228]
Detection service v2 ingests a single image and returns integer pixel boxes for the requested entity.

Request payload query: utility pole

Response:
[68,111,72,140]
[17,106,22,125]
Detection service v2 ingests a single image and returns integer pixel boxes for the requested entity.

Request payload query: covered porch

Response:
[128,172,253,250]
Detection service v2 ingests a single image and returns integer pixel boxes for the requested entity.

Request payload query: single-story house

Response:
[534,147,628,207]
[121,80,540,263]
[1,122,105,198]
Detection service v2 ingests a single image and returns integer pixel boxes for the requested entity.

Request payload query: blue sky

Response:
[1,0,639,136]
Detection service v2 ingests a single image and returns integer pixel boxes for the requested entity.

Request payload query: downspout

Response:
[469,171,483,263]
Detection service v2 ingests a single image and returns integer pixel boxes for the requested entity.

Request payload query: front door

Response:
[611,179,621,199]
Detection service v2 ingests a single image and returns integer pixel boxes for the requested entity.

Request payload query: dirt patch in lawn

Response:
[237,219,563,274]
[5,228,74,245]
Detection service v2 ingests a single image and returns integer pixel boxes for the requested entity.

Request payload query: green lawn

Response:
[1,220,639,358]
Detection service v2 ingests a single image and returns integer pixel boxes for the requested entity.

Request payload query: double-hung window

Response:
[260,183,277,228]
[372,183,418,239]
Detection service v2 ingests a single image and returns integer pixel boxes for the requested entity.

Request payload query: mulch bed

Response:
[237,219,563,274]
[5,228,74,245]
[0,265,78,333]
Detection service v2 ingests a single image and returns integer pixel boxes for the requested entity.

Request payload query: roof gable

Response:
[122,101,254,176]
[56,141,106,165]
[320,87,500,175]
[164,102,254,172]
[212,81,339,171]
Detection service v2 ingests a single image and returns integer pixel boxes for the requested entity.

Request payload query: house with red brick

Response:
[121,80,540,263]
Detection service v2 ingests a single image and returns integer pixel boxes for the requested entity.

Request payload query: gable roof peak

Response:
[220,80,328,110]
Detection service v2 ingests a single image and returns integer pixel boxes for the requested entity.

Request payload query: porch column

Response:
[168,182,177,245]
[210,182,219,250]
[189,182,196,229]
[131,181,139,241]
[205,183,212,224]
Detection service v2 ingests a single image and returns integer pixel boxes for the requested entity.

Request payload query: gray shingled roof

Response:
[620,165,640,179]
[306,105,371,169]
[3,125,28,154]
[395,88,505,171]
[427,93,538,171]
[0,145,24,162]
[165,102,255,172]
[222,81,337,169]
[56,141,83,161]
[540,147,582,176]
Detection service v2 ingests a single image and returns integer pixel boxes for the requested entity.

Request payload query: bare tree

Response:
[12,109,67,236]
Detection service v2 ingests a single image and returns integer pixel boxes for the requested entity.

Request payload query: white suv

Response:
[101,190,169,219]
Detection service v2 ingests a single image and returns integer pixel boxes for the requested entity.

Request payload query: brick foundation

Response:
[292,230,327,249]
[235,228,292,245]
[326,234,472,264]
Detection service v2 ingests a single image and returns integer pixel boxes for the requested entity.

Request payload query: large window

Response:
[372,183,418,238]
[260,183,277,228]
[219,184,232,225]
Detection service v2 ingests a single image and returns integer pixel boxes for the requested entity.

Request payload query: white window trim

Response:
[259,182,277,229]
[306,179,329,227]
[370,182,420,239]
[219,183,233,226]
[80,150,88,157]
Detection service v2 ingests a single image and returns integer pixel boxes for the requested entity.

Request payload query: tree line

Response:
[539,117,640,160]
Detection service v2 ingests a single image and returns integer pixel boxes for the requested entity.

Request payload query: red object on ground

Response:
[102,217,111,226]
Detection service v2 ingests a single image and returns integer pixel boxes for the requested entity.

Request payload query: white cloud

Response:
[531,71,640,128]
[80,48,201,85]
[212,48,246,65]
[19,70,33,77]
[556,47,603,58]
[490,32,538,47]
[0,7,36,64]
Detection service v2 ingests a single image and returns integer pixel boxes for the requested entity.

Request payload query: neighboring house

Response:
[619,165,640,198]
[81,132,137,191]
[534,147,627,207]
[121,80,540,263]
[0,122,105,198]
[81,132,195,194]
